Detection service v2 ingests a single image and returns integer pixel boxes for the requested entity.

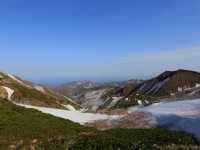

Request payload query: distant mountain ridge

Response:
[55,79,143,111]
[103,69,200,109]
[135,69,200,96]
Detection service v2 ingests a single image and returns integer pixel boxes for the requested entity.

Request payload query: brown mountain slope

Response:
[138,69,200,96]
[0,72,80,109]
[100,69,200,109]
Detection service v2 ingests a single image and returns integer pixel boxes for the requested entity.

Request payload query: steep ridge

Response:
[137,69,200,96]
[100,69,200,109]
[0,72,80,110]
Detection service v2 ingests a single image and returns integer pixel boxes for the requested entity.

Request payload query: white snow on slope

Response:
[137,100,143,105]
[34,85,46,93]
[147,78,169,95]
[16,104,120,124]
[7,74,32,88]
[61,104,76,111]
[63,96,79,106]
[129,99,200,141]
[1,86,14,101]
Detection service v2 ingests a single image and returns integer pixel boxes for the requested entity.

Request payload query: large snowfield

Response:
[16,104,120,125]
[129,99,200,141]
[16,99,200,141]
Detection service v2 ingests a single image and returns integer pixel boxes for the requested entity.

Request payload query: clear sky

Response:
[0,0,200,84]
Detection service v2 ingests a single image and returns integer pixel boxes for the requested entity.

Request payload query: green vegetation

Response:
[0,98,92,149]
[69,129,198,150]
[0,73,78,108]
[11,83,66,108]
[0,98,198,149]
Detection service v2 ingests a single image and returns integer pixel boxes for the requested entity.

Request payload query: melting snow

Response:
[129,99,200,141]
[16,104,120,124]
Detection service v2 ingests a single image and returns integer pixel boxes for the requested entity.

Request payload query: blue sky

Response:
[0,0,200,84]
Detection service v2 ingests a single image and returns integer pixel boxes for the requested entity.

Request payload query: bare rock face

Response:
[86,112,157,130]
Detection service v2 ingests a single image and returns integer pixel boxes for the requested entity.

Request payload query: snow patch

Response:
[63,96,78,105]
[61,104,76,111]
[34,85,46,93]
[107,97,122,108]
[137,100,143,105]
[196,83,200,88]
[147,78,169,95]
[144,100,149,104]
[1,86,14,101]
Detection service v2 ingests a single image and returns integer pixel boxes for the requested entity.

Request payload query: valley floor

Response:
[16,98,200,142]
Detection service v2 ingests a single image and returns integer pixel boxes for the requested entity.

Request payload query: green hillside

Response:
[0,72,80,109]
[0,98,198,149]
[0,98,92,149]
[69,129,199,150]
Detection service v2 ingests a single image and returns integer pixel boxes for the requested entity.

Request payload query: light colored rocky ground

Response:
[81,89,107,111]
[86,112,157,130]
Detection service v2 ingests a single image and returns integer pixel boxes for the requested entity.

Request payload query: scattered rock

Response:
[86,112,157,130]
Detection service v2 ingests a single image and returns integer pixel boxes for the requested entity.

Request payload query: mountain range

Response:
[0,69,200,149]
[54,69,200,111]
